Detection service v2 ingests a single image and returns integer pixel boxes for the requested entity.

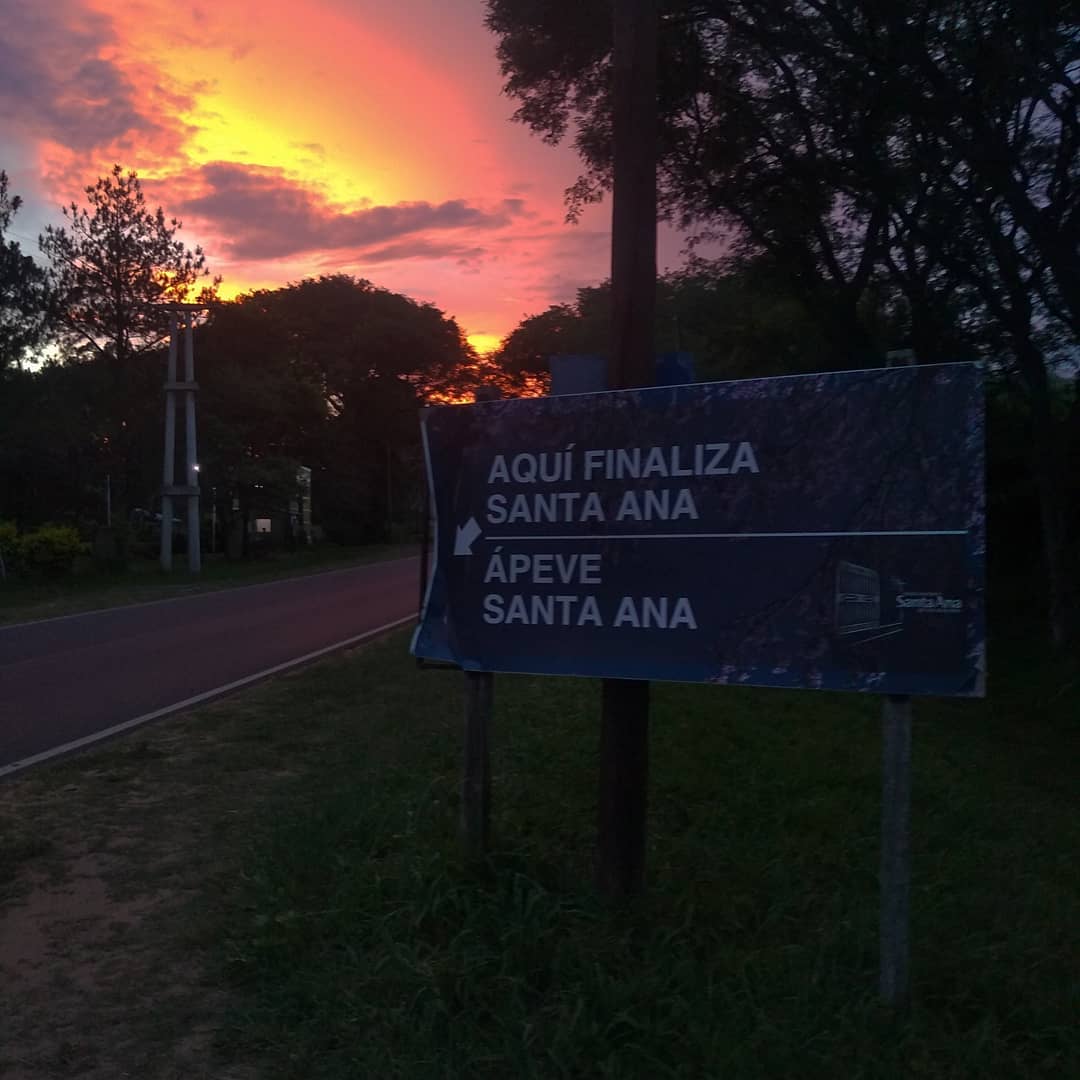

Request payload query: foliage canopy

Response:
[39,164,219,367]
[0,171,52,372]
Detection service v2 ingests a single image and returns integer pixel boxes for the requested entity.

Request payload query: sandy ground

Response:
[4,623,393,1078]
[0,719,272,1079]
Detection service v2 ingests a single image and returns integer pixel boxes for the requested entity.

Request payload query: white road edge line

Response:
[0,612,417,781]
[0,555,420,633]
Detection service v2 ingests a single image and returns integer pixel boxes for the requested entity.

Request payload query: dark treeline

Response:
[0,277,479,543]
[1,168,484,557]
[195,276,479,548]
[487,0,1080,647]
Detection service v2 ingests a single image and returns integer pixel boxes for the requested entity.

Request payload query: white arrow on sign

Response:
[454,517,482,555]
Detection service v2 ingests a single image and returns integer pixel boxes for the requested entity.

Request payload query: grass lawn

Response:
[209,631,1077,1079]
[0,541,418,626]
[1,614,1076,1078]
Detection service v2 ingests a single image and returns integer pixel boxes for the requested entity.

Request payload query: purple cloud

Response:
[0,1,189,154]
[173,162,526,260]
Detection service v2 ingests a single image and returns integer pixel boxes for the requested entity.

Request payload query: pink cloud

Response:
[0,0,193,165]
[169,162,526,260]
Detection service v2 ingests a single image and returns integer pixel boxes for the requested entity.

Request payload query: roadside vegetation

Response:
[3,589,1074,1078]
[0,542,417,626]
[211,630,1078,1078]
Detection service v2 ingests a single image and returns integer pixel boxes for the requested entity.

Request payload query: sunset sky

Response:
[0,0,696,355]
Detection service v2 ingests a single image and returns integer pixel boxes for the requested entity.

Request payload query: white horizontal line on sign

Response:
[486,530,969,541]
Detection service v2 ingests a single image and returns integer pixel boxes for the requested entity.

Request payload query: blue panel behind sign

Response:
[548,354,607,396]
[548,352,696,395]
[655,351,695,387]
[411,364,985,697]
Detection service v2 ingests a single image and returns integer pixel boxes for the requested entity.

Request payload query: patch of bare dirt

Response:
[0,712,276,1080]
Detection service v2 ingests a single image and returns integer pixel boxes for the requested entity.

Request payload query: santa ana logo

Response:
[896,592,964,613]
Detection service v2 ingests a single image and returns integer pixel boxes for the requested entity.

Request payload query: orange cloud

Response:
[82,0,496,205]
[3,0,643,348]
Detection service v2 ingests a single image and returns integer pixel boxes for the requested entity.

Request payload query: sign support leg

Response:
[459,388,501,862]
[462,670,493,861]
[880,693,912,1006]
[596,679,650,896]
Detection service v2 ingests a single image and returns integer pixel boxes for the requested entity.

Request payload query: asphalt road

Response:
[0,556,420,774]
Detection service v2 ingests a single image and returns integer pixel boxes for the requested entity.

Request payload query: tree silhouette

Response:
[38,165,220,515]
[492,260,840,384]
[486,0,1079,645]
[39,165,219,368]
[1,170,52,372]
[198,276,476,544]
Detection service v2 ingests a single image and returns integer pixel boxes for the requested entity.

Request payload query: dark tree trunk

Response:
[597,0,658,902]
[1019,341,1072,649]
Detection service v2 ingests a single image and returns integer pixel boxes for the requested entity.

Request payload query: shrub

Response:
[0,521,16,579]
[17,524,87,579]
[0,521,16,557]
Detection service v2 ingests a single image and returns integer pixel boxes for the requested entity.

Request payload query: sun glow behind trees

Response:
[5,0,620,351]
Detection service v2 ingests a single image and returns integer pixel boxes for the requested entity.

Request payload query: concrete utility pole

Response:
[160,306,204,574]
[160,314,178,571]
[183,315,201,573]
[597,0,658,900]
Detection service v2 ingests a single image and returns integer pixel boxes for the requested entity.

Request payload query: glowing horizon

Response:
[1,0,694,351]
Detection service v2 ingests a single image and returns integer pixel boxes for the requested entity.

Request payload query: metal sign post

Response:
[880,347,917,1006]
[462,670,493,861]
[461,387,502,860]
[880,693,912,1005]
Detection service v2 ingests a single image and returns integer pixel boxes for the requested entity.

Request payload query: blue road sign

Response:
[412,363,985,696]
